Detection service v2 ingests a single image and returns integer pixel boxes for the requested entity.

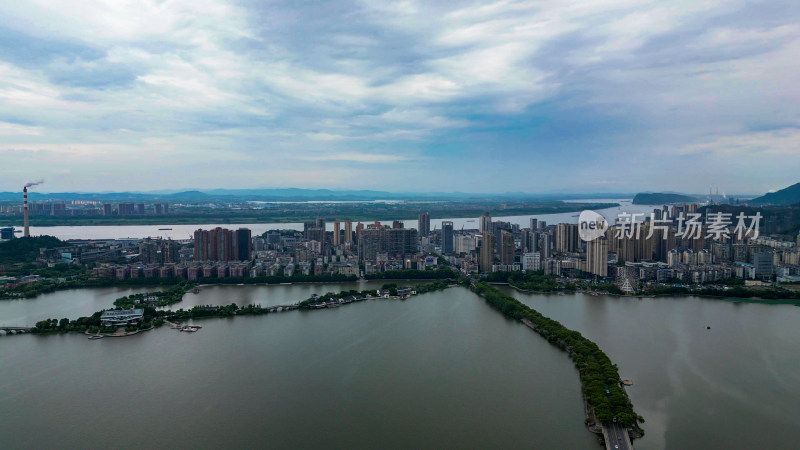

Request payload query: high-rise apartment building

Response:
[500,230,515,265]
[234,228,252,261]
[333,221,341,246]
[194,227,252,262]
[441,221,454,255]
[541,233,552,258]
[479,212,492,233]
[586,237,608,277]
[480,232,495,273]
[118,203,135,215]
[555,223,579,253]
[344,221,353,244]
[418,212,430,237]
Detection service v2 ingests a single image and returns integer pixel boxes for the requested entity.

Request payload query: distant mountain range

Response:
[0,188,638,202]
[749,182,800,206]
[632,192,699,205]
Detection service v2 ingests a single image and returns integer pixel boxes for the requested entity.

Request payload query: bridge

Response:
[263,304,298,313]
[602,422,633,450]
[0,326,33,335]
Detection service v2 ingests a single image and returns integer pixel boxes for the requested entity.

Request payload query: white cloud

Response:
[297,153,412,163]
[0,0,797,192]
[681,128,800,157]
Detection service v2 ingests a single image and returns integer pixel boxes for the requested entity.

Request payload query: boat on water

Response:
[158,228,173,231]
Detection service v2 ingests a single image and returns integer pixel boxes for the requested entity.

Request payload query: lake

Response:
[3,283,796,448]
[0,285,594,449]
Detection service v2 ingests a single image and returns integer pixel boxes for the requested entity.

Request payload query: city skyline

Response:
[1,1,799,193]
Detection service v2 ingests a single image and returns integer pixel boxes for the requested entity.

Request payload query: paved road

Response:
[604,422,633,450]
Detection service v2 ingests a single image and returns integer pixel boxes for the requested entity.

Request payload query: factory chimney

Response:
[22,180,43,238]
[23,187,29,237]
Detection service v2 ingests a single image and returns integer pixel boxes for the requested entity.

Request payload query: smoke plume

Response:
[24,180,44,188]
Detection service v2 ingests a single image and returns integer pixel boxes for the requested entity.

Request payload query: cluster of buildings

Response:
[0,201,170,217]
[9,202,800,289]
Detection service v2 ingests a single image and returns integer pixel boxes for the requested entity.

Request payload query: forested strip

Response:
[471,282,644,430]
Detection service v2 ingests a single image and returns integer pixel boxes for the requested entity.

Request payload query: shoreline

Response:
[498,282,800,305]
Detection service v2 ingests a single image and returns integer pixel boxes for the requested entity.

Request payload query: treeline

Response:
[0,276,187,300]
[113,282,196,308]
[0,236,64,264]
[195,273,357,285]
[365,267,455,280]
[33,305,162,335]
[1,273,359,300]
[647,284,800,301]
[471,282,644,430]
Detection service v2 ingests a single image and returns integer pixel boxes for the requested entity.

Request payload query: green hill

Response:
[0,236,65,264]
[749,182,800,206]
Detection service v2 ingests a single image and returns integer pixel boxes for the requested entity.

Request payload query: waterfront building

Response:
[100,309,144,326]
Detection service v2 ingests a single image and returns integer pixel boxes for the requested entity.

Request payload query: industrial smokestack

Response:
[23,187,29,237]
[22,180,42,238]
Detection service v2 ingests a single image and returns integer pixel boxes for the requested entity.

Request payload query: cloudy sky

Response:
[1,0,798,195]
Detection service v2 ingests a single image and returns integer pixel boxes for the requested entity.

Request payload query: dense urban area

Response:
[2,194,800,300]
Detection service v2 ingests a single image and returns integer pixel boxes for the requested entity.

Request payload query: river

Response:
[25,199,659,240]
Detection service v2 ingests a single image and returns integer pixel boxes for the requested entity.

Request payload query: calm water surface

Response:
[500,287,800,450]
[4,284,795,449]
[0,286,594,449]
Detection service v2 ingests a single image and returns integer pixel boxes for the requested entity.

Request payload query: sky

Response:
[0,0,799,195]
